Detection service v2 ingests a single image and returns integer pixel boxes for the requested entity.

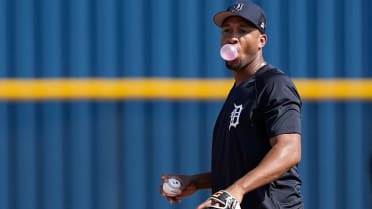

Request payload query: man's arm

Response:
[196,133,301,209]
[191,172,212,189]
[197,133,301,208]
[227,133,302,203]
[161,172,212,204]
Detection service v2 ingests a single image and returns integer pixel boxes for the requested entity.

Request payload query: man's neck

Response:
[233,59,266,86]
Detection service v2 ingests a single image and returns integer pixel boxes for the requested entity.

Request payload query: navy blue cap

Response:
[213,0,266,34]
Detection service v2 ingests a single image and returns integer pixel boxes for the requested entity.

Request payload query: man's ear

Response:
[258,34,267,49]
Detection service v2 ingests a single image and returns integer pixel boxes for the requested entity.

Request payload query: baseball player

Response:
[161,1,304,208]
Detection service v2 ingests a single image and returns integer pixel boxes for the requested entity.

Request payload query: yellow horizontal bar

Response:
[0,78,233,100]
[294,79,372,100]
[0,78,371,101]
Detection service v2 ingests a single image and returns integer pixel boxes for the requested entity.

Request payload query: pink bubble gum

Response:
[220,44,238,61]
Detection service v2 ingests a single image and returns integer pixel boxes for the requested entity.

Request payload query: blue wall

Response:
[0,0,371,209]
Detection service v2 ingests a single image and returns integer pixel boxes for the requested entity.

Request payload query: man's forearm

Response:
[192,172,212,189]
[235,134,301,194]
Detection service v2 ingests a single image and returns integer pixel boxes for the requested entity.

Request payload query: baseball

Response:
[162,178,182,196]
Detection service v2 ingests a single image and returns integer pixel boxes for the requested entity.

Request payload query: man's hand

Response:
[160,174,198,204]
[196,190,241,209]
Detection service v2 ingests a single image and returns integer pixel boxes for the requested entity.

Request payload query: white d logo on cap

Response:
[233,3,244,12]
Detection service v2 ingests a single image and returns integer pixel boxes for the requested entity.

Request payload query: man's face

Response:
[220,16,266,71]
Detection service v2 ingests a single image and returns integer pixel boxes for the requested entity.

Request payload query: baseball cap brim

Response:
[213,11,264,34]
[213,11,242,27]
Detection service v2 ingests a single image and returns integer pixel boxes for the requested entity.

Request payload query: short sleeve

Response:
[257,73,302,137]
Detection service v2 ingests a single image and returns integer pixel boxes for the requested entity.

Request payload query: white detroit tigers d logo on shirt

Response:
[229,103,243,130]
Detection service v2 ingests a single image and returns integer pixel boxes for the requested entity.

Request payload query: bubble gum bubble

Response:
[220,44,238,61]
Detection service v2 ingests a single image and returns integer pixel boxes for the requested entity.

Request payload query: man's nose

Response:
[227,36,239,44]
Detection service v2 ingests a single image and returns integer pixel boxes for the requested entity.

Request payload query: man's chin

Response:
[225,60,241,71]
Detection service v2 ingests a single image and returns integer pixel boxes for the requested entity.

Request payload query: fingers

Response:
[167,196,182,204]
[196,199,213,209]
[162,174,181,182]
[159,185,182,204]
[161,175,169,182]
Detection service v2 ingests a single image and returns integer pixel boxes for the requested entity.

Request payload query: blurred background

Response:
[0,0,371,209]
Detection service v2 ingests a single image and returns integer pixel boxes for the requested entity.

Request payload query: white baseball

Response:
[162,178,182,196]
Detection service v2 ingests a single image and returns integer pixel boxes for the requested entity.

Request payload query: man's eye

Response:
[222,28,231,33]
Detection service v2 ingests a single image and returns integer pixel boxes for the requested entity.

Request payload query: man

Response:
[160,1,304,208]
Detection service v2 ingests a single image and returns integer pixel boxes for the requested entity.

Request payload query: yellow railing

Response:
[0,78,371,100]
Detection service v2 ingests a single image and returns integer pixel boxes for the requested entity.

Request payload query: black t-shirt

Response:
[211,65,303,209]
